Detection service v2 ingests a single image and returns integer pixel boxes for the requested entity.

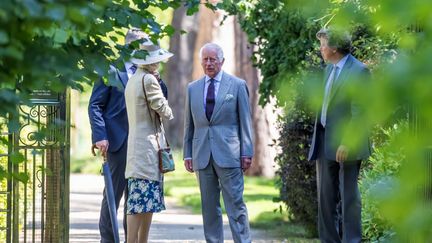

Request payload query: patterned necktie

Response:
[129,64,137,74]
[205,78,215,121]
[321,65,338,127]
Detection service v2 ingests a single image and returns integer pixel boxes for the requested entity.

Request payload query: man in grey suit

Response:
[183,43,254,243]
[308,28,371,243]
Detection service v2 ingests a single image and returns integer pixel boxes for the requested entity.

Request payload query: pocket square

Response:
[224,94,234,101]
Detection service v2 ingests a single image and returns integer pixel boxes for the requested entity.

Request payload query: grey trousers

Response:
[99,141,128,243]
[196,156,251,243]
[317,127,362,243]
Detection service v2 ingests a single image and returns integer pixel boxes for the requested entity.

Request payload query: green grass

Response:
[165,151,318,241]
[70,155,102,174]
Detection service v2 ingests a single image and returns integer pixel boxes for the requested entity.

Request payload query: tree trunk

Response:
[191,6,219,80]
[165,7,199,148]
[234,19,277,177]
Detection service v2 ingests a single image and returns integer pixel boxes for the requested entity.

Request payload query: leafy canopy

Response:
[0,0,206,130]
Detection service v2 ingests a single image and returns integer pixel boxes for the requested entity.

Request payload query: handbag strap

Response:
[141,74,170,149]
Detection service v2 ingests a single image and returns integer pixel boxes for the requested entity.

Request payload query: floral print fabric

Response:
[126,178,165,214]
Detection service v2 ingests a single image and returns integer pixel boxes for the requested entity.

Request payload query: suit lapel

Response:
[324,65,333,84]
[193,78,207,121]
[330,54,353,101]
[211,73,232,121]
[117,69,128,87]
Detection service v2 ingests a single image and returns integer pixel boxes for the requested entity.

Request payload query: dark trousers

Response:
[99,141,128,243]
[316,126,362,243]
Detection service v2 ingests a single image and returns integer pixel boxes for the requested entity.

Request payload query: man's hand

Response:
[92,140,109,159]
[336,145,349,163]
[241,157,252,172]
[184,159,194,173]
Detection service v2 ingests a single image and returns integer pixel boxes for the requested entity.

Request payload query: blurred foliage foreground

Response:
[219,0,432,241]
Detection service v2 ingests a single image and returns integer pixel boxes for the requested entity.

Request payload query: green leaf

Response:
[204,2,217,11]
[54,29,69,43]
[0,31,9,44]
[12,172,29,183]
[186,3,200,16]
[46,5,66,20]
[104,67,124,91]
[0,46,24,60]
[164,25,175,36]
[23,0,42,17]
[132,49,149,59]
[0,165,8,180]
[10,152,25,164]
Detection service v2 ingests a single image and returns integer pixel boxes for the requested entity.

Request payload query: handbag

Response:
[142,74,175,173]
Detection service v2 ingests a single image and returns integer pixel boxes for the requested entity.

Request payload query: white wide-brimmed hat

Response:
[130,37,173,65]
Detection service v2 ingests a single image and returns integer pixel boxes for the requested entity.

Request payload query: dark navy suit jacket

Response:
[88,64,168,153]
[308,54,371,162]
[88,65,129,153]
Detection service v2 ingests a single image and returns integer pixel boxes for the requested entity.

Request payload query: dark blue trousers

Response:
[99,141,128,243]
[317,127,362,243]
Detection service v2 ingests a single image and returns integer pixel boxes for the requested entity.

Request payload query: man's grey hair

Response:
[199,43,224,61]
[125,28,147,45]
[316,27,352,55]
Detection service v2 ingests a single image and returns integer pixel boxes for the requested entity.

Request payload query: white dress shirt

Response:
[124,62,135,79]
[320,54,349,127]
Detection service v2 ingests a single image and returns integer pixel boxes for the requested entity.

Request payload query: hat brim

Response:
[131,52,173,65]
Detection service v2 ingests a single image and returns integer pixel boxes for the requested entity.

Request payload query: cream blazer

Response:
[124,68,173,181]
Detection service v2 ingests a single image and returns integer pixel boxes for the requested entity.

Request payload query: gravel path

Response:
[69,174,278,243]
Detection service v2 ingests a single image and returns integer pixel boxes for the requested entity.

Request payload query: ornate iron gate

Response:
[0,89,70,242]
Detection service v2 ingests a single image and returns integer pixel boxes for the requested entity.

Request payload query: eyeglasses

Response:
[202,57,219,64]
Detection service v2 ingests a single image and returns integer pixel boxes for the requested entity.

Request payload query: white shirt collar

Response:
[124,62,133,71]
[205,71,223,83]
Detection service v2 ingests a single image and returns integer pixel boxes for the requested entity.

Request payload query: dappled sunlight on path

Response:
[69,174,277,242]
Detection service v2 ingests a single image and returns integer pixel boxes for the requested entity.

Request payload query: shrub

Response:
[359,121,406,241]
[275,103,317,236]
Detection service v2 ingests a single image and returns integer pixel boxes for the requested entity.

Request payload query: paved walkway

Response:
[69,174,278,243]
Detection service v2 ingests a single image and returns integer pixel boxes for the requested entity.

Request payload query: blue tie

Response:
[206,79,215,121]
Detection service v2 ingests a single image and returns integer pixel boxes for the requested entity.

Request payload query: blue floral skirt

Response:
[126,178,165,214]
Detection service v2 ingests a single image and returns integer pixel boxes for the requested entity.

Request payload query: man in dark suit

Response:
[308,28,371,243]
[88,28,169,242]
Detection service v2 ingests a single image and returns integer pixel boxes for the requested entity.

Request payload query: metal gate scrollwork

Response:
[0,89,70,243]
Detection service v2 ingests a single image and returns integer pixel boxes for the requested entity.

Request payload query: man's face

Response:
[319,37,337,63]
[201,48,224,78]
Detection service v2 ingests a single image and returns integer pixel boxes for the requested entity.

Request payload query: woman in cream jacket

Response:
[124,37,173,243]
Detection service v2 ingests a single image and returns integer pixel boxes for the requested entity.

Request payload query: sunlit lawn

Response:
[164,151,318,241]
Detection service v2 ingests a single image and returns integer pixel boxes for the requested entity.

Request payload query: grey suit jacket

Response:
[183,72,254,170]
[308,54,371,162]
